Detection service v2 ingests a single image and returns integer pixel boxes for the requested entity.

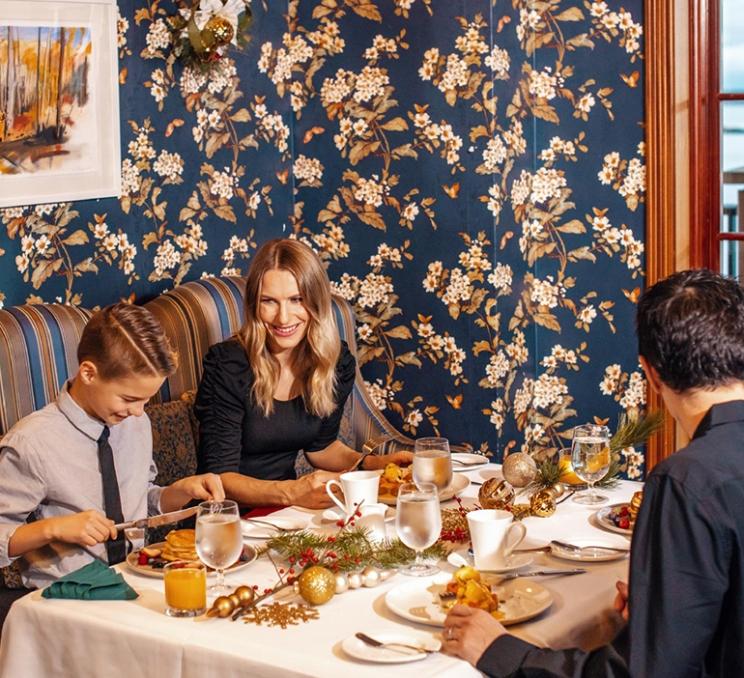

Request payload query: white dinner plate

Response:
[378,473,470,506]
[447,550,533,573]
[385,573,552,627]
[341,632,440,663]
[241,516,307,539]
[595,503,633,536]
[451,453,489,472]
[549,539,629,562]
[126,543,257,578]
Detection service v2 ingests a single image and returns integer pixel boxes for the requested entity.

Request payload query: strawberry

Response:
[137,551,149,566]
[618,517,630,530]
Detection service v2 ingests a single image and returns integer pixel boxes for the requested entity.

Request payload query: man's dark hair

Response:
[637,269,744,391]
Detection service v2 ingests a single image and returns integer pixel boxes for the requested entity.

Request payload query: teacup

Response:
[325,470,380,516]
[466,509,527,570]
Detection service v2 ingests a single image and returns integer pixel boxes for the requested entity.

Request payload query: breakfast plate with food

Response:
[595,503,634,535]
[126,529,257,577]
[378,463,469,505]
[384,566,553,627]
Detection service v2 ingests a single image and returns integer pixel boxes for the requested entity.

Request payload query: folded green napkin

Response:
[42,559,138,601]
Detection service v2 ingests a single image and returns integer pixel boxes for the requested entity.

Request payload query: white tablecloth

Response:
[0,467,638,678]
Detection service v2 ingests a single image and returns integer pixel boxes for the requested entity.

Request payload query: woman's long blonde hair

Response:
[236,238,341,418]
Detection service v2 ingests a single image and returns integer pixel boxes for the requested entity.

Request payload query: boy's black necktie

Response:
[97,426,126,565]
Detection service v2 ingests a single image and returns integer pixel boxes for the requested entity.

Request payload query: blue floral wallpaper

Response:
[0,0,646,477]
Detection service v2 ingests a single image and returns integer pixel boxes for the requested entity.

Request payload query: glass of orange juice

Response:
[163,561,207,617]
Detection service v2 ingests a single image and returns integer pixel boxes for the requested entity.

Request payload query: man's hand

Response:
[48,510,117,547]
[287,470,340,508]
[365,451,414,470]
[614,580,629,621]
[442,605,509,667]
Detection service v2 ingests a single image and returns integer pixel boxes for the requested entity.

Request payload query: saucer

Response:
[342,632,440,663]
[447,549,533,573]
[321,506,396,523]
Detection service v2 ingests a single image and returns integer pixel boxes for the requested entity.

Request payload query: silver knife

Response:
[114,506,198,532]
[499,568,586,581]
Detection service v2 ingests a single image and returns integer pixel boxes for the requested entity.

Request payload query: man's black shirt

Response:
[478,400,744,678]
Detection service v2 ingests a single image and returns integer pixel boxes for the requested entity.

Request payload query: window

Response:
[691,0,744,272]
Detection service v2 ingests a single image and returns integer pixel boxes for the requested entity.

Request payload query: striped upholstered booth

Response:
[0,276,417,454]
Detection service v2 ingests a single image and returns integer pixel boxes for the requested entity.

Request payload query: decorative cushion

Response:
[145,399,198,488]
[1,562,24,590]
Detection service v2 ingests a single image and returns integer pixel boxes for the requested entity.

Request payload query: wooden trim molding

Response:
[644,0,679,469]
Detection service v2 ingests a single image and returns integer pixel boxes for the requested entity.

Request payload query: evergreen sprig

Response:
[261,527,447,573]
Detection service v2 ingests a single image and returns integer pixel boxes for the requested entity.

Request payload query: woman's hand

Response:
[442,604,508,666]
[286,470,340,508]
[364,451,414,470]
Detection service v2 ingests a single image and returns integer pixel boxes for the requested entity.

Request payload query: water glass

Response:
[413,437,452,493]
[164,561,207,617]
[195,499,243,594]
[395,482,441,577]
[571,424,611,505]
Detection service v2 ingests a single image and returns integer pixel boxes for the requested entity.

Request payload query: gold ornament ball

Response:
[297,566,336,606]
[502,452,538,488]
[207,595,234,618]
[478,478,515,509]
[204,16,234,47]
[234,585,255,607]
[547,482,566,500]
[530,489,556,518]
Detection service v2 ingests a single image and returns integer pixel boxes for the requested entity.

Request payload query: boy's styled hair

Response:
[637,269,744,392]
[77,303,178,380]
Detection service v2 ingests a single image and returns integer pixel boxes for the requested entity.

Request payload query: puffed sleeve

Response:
[304,342,356,453]
[194,340,251,474]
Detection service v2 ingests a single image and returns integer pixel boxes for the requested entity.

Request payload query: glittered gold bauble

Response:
[546,482,566,500]
[297,566,336,606]
[203,16,234,48]
[207,595,234,618]
[530,489,556,518]
[234,585,255,607]
[478,478,515,509]
[502,452,538,488]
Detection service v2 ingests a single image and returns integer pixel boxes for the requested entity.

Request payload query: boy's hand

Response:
[171,473,225,503]
[48,510,117,547]
[442,605,509,666]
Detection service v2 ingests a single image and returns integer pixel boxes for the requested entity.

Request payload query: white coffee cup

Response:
[356,503,388,542]
[466,509,527,570]
[325,471,380,516]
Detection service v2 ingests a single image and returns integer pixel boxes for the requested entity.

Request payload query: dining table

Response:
[0,464,639,678]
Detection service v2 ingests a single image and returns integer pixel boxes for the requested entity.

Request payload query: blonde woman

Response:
[194,239,411,508]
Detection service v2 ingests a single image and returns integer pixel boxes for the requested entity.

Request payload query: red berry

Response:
[618,517,630,529]
[620,506,629,516]
[137,552,149,566]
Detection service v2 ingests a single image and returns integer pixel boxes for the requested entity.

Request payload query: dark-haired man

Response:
[443,269,744,678]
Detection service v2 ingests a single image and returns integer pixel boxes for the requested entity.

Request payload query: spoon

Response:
[355,632,434,655]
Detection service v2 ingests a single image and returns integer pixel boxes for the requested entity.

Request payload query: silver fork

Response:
[355,632,435,655]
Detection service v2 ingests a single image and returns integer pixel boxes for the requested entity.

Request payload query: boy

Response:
[0,303,224,588]
[443,269,744,677]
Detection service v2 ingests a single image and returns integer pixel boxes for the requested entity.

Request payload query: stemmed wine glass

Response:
[396,482,441,576]
[412,437,453,494]
[571,424,611,505]
[195,499,243,594]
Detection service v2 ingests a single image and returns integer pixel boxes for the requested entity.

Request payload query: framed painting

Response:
[0,0,120,207]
